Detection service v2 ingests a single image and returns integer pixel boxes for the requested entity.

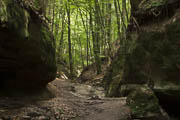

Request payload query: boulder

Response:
[77,56,111,83]
[0,0,56,89]
[126,85,169,120]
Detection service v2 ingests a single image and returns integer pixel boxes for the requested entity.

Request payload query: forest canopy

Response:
[44,0,131,78]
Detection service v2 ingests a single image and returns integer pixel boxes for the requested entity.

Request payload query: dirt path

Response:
[0,78,131,120]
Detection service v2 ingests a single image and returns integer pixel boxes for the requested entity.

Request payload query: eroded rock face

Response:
[104,0,180,99]
[103,0,180,119]
[0,0,56,89]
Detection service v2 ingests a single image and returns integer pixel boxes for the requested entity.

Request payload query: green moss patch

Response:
[139,0,167,11]
[6,2,30,38]
[0,0,7,24]
[126,86,161,118]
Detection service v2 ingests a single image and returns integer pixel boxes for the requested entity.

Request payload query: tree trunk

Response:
[114,0,121,39]
[58,11,66,59]
[106,1,112,56]
[66,0,74,78]
[94,0,102,74]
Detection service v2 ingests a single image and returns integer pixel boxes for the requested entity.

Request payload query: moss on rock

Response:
[0,0,7,24]
[139,0,168,11]
[0,0,56,89]
[104,0,180,98]
[104,0,180,119]
[126,86,161,119]
[6,2,30,38]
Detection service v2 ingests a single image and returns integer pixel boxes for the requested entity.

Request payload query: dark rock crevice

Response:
[155,90,180,119]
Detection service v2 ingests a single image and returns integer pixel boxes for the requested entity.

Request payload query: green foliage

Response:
[47,0,131,73]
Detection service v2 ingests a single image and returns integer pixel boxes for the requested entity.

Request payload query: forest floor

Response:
[0,78,131,120]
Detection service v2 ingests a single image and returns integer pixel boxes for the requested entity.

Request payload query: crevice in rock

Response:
[0,56,16,61]
[0,71,16,89]
[155,90,180,119]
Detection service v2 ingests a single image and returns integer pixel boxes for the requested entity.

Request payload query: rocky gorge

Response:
[0,0,180,119]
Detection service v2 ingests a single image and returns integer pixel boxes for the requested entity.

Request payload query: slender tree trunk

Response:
[78,35,85,69]
[106,1,112,56]
[86,11,89,66]
[89,35,93,59]
[114,0,121,39]
[51,0,56,47]
[101,0,105,55]
[51,0,55,33]
[89,1,95,63]
[66,0,74,78]
[54,10,61,39]
[58,11,66,58]
[94,0,101,74]
[121,0,128,58]
[88,13,93,59]
[79,9,89,66]
[117,0,127,54]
